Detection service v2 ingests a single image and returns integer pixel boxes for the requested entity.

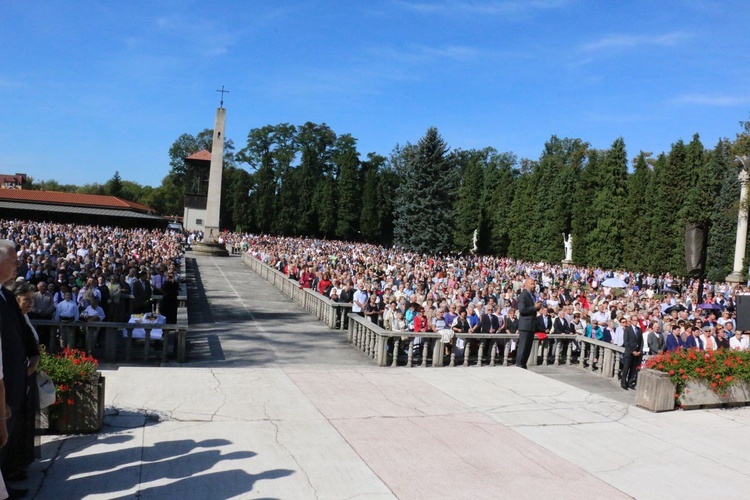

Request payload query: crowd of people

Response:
[1,221,747,497]
[241,234,750,372]
[0,220,185,498]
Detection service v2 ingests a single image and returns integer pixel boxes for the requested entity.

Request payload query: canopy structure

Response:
[0,189,166,228]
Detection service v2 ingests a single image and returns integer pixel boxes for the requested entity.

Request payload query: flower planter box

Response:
[635,368,676,412]
[680,378,750,409]
[636,367,750,411]
[49,374,106,434]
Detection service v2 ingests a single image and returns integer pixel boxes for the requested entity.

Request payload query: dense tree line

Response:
[25,117,750,280]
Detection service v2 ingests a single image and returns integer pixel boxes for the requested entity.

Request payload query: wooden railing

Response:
[241,252,352,330]
[30,319,187,363]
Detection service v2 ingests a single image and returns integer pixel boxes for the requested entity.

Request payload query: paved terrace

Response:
[19,254,750,499]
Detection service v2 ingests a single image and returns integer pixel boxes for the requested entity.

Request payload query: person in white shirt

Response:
[81,297,106,355]
[352,283,368,316]
[612,320,625,347]
[592,304,609,325]
[730,331,748,351]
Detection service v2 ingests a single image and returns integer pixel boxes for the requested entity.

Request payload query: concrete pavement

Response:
[17,254,750,499]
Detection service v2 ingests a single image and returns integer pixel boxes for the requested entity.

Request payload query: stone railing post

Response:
[432,340,444,367]
[392,338,400,367]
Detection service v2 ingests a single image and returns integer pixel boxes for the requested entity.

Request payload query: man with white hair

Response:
[0,239,37,498]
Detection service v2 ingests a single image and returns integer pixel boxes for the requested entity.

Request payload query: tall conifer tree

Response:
[393,127,458,253]
[623,152,653,270]
[587,138,628,268]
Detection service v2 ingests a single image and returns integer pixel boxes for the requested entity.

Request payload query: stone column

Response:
[191,106,229,256]
[727,165,750,283]
[203,107,226,243]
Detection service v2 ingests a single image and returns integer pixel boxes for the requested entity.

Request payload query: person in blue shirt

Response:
[585,320,604,340]
[55,289,79,349]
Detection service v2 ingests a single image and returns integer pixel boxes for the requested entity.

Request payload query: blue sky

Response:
[2,0,749,186]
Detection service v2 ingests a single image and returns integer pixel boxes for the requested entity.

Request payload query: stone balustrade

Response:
[347,313,627,372]
[575,336,625,379]
[241,252,627,380]
[241,252,351,330]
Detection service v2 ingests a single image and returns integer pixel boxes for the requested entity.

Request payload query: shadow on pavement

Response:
[185,257,215,325]
[33,430,293,499]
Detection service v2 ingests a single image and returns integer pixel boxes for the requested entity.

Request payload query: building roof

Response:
[185,149,212,162]
[0,201,165,220]
[0,173,25,186]
[0,189,157,214]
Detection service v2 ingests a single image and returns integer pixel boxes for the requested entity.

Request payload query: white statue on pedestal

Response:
[471,229,478,254]
[562,233,573,262]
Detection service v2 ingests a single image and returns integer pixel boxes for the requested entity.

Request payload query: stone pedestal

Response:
[561,259,573,269]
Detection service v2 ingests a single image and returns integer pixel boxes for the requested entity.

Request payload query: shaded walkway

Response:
[180,254,367,367]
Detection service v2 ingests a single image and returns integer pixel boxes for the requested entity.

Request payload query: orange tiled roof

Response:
[0,189,156,214]
[185,149,212,162]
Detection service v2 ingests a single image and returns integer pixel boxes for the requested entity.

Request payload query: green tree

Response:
[539,137,587,261]
[393,127,458,253]
[236,124,297,234]
[507,159,538,260]
[77,183,106,195]
[645,153,672,274]
[295,122,336,236]
[453,149,486,253]
[482,150,516,256]
[354,153,394,244]
[622,152,653,270]
[586,137,628,269]
[706,139,737,281]
[570,150,603,266]
[334,134,361,240]
[106,171,124,198]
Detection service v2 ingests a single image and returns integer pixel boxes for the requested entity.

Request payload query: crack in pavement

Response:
[261,398,321,500]
[31,438,65,500]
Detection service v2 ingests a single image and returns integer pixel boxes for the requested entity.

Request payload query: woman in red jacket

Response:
[317,272,332,296]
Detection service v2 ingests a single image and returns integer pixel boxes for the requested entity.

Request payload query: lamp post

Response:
[726,155,750,283]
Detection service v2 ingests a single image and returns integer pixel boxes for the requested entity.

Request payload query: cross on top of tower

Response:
[216,86,229,108]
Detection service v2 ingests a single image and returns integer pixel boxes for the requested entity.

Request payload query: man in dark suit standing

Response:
[621,316,643,390]
[479,304,500,334]
[132,271,152,314]
[516,278,541,369]
[0,239,37,498]
[480,303,502,361]
[549,307,570,363]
